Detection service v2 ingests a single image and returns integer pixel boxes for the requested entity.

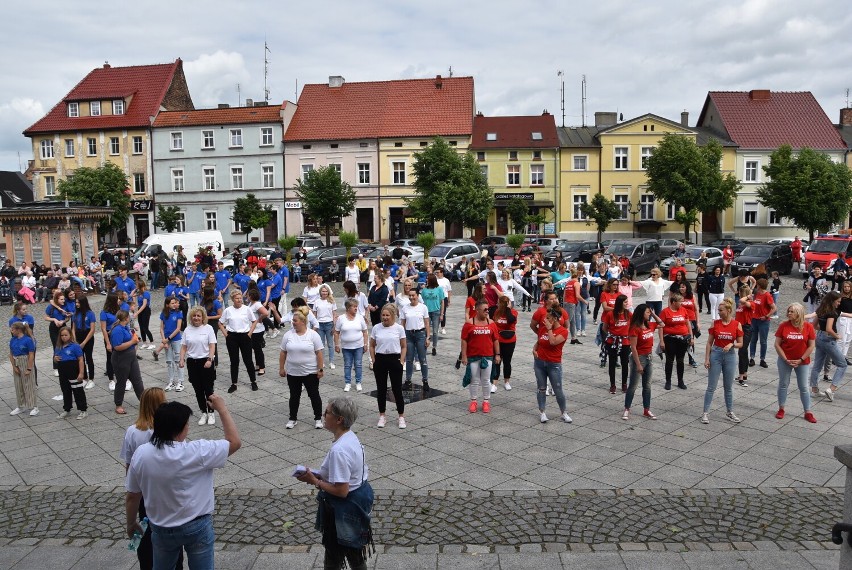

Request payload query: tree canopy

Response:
[55,162,130,236]
[294,166,358,245]
[506,196,530,233]
[231,193,273,241]
[645,134,740,242]
[580,193,622,242]
[154,205,182,233]
[757,145,852,242]
[406,137,494,231]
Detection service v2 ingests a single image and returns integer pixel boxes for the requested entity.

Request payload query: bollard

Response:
[833,445,852,570]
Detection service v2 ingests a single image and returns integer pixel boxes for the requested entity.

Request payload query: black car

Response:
[705,238,750,254]
[299,246,350,279]
[731,243,794,275]
[545,240,602,263]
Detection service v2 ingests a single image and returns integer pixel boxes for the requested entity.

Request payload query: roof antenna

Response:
[237,83,241,107]
[264,41,271,103]
[557,70,565,128]
[448,66,453,78]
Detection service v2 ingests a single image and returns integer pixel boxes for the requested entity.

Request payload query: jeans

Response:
[809,332,848,389]
[647,300,663,316]
[342,346,364,385]
[704,345,737,413]
[534,359,566,412]
[405,329,428,381]
[165,339,184,384]
[777,356,811,411]
[189,292,200,308]
[150,271,160,290]
[626,353,652,410]
[749,318,770,361]
[150,514,214,570]
[563,302,577,338]
[318,321,335,365]
[574,301,587,333]
[428,311,441,349]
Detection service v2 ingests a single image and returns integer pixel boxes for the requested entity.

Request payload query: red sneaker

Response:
[643,409,657,420]
[482,401,491,414]
[609,385,616,394]
[804,411,817,424]
[468,400,478,413]
[775,408,785,419]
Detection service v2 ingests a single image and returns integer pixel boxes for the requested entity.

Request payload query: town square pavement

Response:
[0,271,846,568]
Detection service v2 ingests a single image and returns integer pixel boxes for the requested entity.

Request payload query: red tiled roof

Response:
[24,60,182,135]
[284,76,474,141]
[699,91,846,150]
[470,114,559,149]
[153,104,285,128]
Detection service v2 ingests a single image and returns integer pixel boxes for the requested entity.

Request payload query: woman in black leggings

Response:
[135,280,154,349]
[71,294,97,385]
[370,304,407,428]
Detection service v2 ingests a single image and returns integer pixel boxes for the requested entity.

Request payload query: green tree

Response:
[154,205,182,233]
[294,166,358,245]
[645,134,740,242]
[55,162,130,236]
[232,193,273,242]
[527,213,547,237]
[338,230,358,262]
[580,193,622,242]
[506,233,525,251]
[506,197,530,233]
[416,232,436,258]
[277,235,297,268]
[757,145,852,242]
[407,137,495,232]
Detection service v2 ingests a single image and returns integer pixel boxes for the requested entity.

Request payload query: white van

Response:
[133,230,230,267]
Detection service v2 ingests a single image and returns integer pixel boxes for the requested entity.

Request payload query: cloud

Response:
[0,98,46,172]
[184,51,253,107]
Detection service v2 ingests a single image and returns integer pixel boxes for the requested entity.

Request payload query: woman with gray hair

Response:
[295,395,374,570]
[335,298,369,392]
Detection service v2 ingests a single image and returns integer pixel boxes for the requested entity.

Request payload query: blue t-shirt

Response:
[9,315,35,330]
[160,310,183,342]
[109,323,133,347]
[257,279,272,302]
[215,269,231,292]
[165,284,188,300]
[270,273,283,299]
[55,343,84,362]
[120,302,130,313]
[114,275,136,294]
[186,269,202,294]
[10,335,36,356]
[279,266,290,293]
[64,300,76,315]
[205,299,222,318]
[73,310,96,332]
[233,273,251,293]
[417,270,428,285]
[100,310,118,333]
[137,291,151,312]
[45,304,67,322]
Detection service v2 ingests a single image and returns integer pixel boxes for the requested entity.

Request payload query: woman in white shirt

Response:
[400,288,431,392]
[303,273,322,309]
[370,304,407,428]
[246,288,269,376]
[334,298,369,392]
[314,285,338,370]
[279,307,324,429]
[639,268,674,316]
[219,290,257,393]
[179,308,218,425]
[344,258,361,285]
[497,268,518,307]
[343,281,369,323]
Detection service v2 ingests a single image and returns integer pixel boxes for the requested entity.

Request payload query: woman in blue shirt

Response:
[157,298,184,391]
[45,290,71,376]
[54,326,87,419]
[419,275,446,356]
[135,280,155,350]
[8,322,37,416]
[101,293,120,390]
[8,301,35,331]
[110,310,144,415]
[71,295,97,388]
[186,262,203,308]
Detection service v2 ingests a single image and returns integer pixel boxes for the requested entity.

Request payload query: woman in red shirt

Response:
[492,296,518,391]
[677,282,700,368]
[456,283,485,371]
[735,285,753,387]
[659,293,693,390]
[774,302,817,423]
[701,298,744,424]
[460,298,500,414]
[597,278,620,368]
[602,294,632,394]
[623,303,665,420]
[748,278,776,368]
[533,308,572,424]
[484,271,504,319]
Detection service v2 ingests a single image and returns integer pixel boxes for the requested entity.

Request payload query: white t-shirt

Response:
[281,310,319,330]
[345,293,369,317]
[640,278,674,303]
[497,277,516,295]
[396,295,411,311]
[119,425,152,466]
[314,298,337,323]
[279,329,323,376]
[370,322,406,354]
[125,439,229,527]
[320,430,368,490]
[303,285,321,306]
[400,302,429,330]
[436,277,452,299]
[180,324,217,359]
[345,265,361,284]
[335,314,368,350]
[220,305,256,333]
[248,301,266,333]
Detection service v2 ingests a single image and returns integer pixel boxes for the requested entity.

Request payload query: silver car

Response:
[659,246,724,273]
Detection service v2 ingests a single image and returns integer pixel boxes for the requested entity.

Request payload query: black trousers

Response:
[608,344,630,386]
[49,322,62,369]
[493,341,516,379]
[186,357,215,413]
[369,309,382,326]
[103,339,114,380]
[664,335,690,385]
[57,360,87,412]
[738,325,752,376]
[287,373,322,421]
[74,329,95,380]
[225,332,256,385]
[373,353,404,414]
[251,332,266,369]
[137,307,154,342]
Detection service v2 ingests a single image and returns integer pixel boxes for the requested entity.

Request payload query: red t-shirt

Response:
[775,321,816,363]
[461,321,499,357]
[630,322,658,355]
[563,281,578,304]
[680,296,697,321]
[600,291,619,310]
[708,319,742,348]
[735,299,753,326]
[668,266,686,281]
[659,306,691,336]
[485,283,503,308]
[751,291,774,319]
[493,309,518,344]
[465,297,477,319]
[536,325,568,362]
[602,310,632,337]
[532,306,569,332]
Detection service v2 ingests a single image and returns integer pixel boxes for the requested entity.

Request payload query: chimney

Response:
[245,98,253,107]
[103,61,111,69]
[749,89,771,101]
[841,108,852,127]
[435,74,443,89]
[681,111,689,127]
[594,112,617,128]
[329,76,345,88]
[217,103,230,109]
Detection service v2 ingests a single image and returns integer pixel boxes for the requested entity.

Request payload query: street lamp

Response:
[627,200,641,238]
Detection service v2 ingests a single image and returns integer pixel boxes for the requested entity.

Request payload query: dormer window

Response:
[486,133,497,141]
[531,132,543,140]
[112,99,125,115]
[67,103,79,117]
[90,101,101,116]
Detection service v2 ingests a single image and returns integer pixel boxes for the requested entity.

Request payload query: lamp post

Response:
[627,200,641,238]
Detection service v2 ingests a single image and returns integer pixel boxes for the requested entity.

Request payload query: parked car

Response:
[298,246,350,279]
[479,236,507,249]
[731,243,794,275]
[544,240,602,264]
[767,237,809,251]
[705,238,750,254]
[492,243,541,261]
[658,239,685,258]
[605,239,661,274]
[389,239,420,249]
[659,246,724,273]
[534,237,568,254]
[396,246,425,264]
[805,235,852,272]
[295,236,325,253]
[428,241,481,267]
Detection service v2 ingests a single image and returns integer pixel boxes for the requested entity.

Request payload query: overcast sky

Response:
[3,0,852,172]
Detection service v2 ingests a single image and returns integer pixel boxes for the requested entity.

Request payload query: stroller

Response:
[0,278,14,305]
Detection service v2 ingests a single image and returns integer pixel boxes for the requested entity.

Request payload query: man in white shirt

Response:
[125,394,240,569]
[435,268,452,335]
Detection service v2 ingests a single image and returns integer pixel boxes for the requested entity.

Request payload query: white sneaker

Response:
[622,409,630,420]
[207,413,215,425]
[504,382,512,391]
[377,415,386,428]
[329,362,336,370]
[823,389,835,402]
[164,382,175,391]
[271,329,280,339]
[546,386,555,396]
[356,383,363,392]
[51,394,63,401]
[561,412,573,423]
[53,370,59,377]
[109,381,116,391]
[126,381,133,391]
[175,383,184,392]
[441,327,447,335]
[29,407,39,416]
[76,411,88,420]
[57,411,70,419]
[198,413,208,425]
[369,360,374,370]
[84,380,94,390]
[9,408,23,416]
[726,411,742,423]
[540,412,549,423]
[285,420,297,429]
[398,417,407,429]
[581,330,586,337]
[146,344,155,350]
[344,384,351,392]
[490,384,497,394]
[700,413,710,424]
[414,361,421,371]
[315,419,323,429]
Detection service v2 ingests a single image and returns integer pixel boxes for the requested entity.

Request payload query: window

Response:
[230,128,243,147]
[614,194,628,220]
[205,211,218,231]
[531,132,543,141]
[768,209,782,225]
[359,142,368,148]
[64,139,74,157]
[171,169,184,192]
[330,143,338,149]
[231,166,243,190]
[476,151,485,161]
[449,140,457,146]
[392,162,406,184]
[328,164,342,177]
[40,139,54,159]
[532,150,542,160]
[486,133,497,141]
[744,202,758,225]
[45,176,55,197]
[573,155,588,171]
[614,147,629,170]
[109,137,120,155]
[175,212,186,233]
[170,132,183,151]
[394,142,402,148]
[507,164,520,186]
[640,194,655,220]
[260,127,274,146]
[744,160,759,182]
[203,167,215,191]
[666,203,680,220]
[357,163,371,185]
[112,100,125,115]
[530,164,544,186]
[68,102,79,117]
[509,151,518,160]
[573,194,588,220]
[641,146,654,169]
[90,101,100,116]
[133,173,145,194]
[87,138,97,156]
[132,136,143,154]
[480,165,488,179]
[202,130,214,149]
[301,164,314,179]
[262,164,275,188]
[231,209,251,233]
[420,141,428,147]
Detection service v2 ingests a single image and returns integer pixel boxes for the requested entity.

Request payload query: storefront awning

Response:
[494,200,555,208]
